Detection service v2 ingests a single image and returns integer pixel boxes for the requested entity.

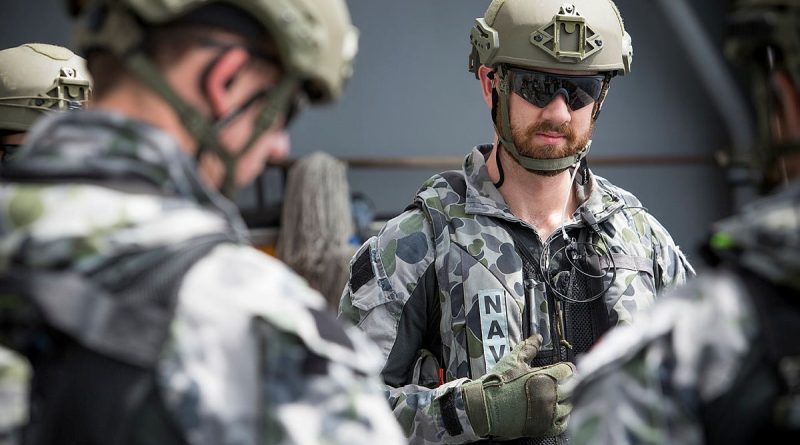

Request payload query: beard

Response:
[509,119,593,176]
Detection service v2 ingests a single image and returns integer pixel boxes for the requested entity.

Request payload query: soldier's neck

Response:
[92,82,198,158]
[487,144,579,241]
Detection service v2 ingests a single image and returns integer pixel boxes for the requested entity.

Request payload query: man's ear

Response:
[478,65,495,109]
[204,47,250,118]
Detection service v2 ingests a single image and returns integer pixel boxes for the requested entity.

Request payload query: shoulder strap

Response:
[405,170,466,213]
[403,170,466,380]
[439,170,468,199]
[405,170,467,259]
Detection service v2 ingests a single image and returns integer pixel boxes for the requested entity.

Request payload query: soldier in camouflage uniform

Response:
[569,0,800,444]
[0,1,405,444]
[339,1,693,444]
[0,42,91,445]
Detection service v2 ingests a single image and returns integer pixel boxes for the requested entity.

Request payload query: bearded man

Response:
[339,1,694,444]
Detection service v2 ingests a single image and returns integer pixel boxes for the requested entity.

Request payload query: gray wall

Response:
[1,0,736,265]
[287,0,734,264]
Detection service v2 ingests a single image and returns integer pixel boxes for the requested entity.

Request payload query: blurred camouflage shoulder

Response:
[0,110,405,445]
[162,242,403,444]
[569,270,759,445]
[0,347,28,445]
[710,182,800,290]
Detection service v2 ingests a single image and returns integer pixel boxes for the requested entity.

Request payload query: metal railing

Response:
[266,153,715,170]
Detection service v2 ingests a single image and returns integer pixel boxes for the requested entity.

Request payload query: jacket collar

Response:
[462,145,626,225]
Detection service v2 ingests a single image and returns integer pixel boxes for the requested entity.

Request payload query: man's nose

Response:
[540,93,571,125]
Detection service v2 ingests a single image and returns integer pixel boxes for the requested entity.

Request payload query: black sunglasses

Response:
[215,86,304,132]
[201,40,305,129]
[508,68,607,111]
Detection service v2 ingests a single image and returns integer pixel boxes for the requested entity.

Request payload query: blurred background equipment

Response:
[277,152,357,307]
[0,43,91,131]
[0,42,91,163]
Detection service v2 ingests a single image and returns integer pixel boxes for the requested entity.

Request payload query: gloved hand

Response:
[462,335,575,440]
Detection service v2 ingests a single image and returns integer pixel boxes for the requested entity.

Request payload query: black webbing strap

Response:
[560,229,609,361]
[348,248,374,294]
[439,390,464,437]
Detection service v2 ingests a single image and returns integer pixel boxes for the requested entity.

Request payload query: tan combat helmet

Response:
[72,0,358,197]
[468,0,633,172]
[0,43,91,133]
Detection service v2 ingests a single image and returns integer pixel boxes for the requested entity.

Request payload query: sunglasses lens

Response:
[568,83,599,109]
[510,69,604,110]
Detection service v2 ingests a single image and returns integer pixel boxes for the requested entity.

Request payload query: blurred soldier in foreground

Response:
[0,1,405,444]
[0,43,90,162]
[569,0,800,443]
[0,42,91,444]
[339,1,693,444]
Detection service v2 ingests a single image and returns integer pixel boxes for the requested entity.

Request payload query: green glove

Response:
[462,335,575,439]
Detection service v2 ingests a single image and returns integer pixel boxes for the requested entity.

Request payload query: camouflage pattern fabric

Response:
[339,145,694,444]
[568,181,800,445]
[0,348,27,445]
[0,111,405,445]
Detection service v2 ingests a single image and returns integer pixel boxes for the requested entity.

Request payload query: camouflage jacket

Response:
[0,348,27,445]
[569,182,800,445]
[0,111,405,445]
[339,145,694,444]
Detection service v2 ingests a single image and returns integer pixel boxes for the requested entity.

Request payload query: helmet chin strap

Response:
[212,77,296,198]
[125,51,297,198]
